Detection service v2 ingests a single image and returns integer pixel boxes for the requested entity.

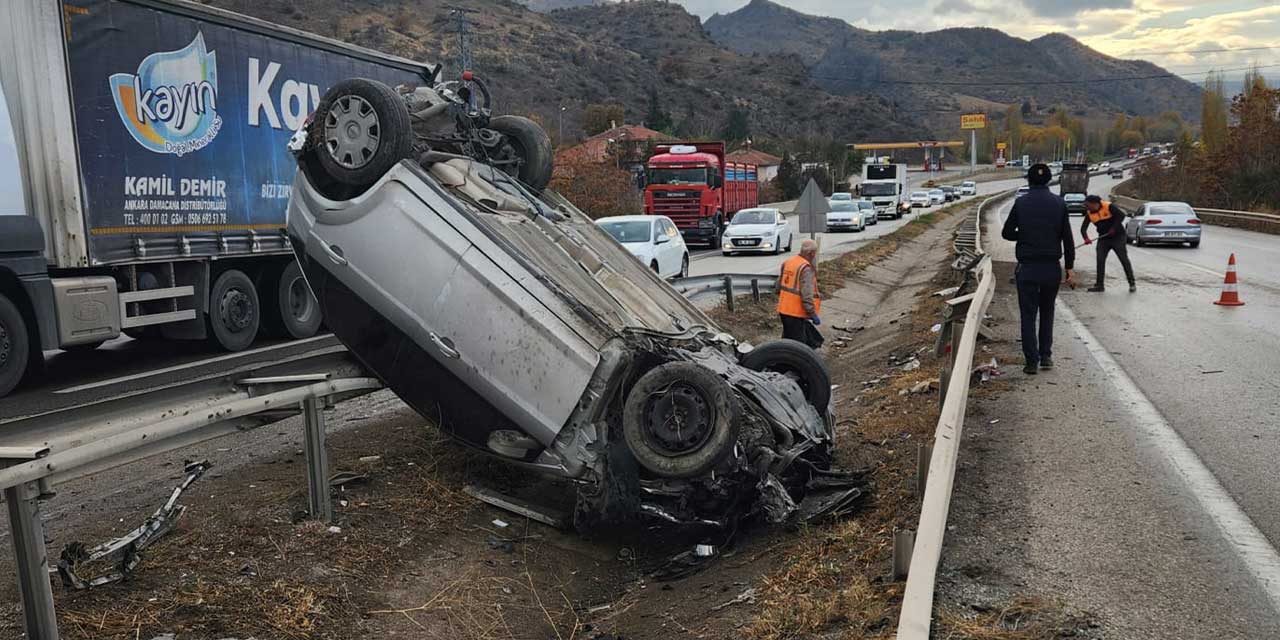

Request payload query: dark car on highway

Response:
[1108,168,1124,179]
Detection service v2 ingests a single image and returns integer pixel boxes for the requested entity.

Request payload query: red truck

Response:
[643,142,758,246]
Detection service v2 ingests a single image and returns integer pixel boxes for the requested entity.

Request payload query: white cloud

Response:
[678,0,1280,77]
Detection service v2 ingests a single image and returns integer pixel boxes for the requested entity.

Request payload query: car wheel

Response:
[678,254,689,278]
[489,115,554,193]
[650,261,660,275]
[622,362,742,479]
[307,78,412,197]
[207,269,260,352]
[722,251,733,257]
[740,339,831,414]
[1136,237,1145,247]
[0,293,31,398]
[785,235,792,252]
[261,260,323,339]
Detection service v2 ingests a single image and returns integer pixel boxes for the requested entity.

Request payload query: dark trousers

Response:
[1095,233,1135,287]
[1015,262,1061,365]
[780,314,824,349]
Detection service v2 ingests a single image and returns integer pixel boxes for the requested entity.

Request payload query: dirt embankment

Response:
[2,203,999,640]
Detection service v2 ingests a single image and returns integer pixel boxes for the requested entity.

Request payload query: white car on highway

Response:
[830,192,854,202]
[597,215,690,279]
[928,189,946,205]
[909,191,931,208]
[826,201,866,232]
[856,199,878,225]
[722,208,793,256]
[1124,201,1202,248]
[959,181,977,196]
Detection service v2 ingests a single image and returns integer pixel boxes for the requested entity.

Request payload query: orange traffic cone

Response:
[1213,253,1245,306]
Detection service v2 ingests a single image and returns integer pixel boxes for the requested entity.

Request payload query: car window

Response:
[1149,204,1194,217]
[829,202,857,211]
[663,220,679,237]
[857,201,874,210]
[912,191,928,198]
[599,220,653,244]
[731,209,777,224]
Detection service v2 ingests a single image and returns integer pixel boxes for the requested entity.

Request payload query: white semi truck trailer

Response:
[0,0,435,397]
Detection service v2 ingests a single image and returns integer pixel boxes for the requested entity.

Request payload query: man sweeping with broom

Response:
[1080,195,1137,293]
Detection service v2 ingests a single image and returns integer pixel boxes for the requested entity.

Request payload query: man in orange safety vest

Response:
[777,239,823,349]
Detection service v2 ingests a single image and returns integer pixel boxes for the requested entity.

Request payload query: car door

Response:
[1125,205,1144,240]
[653,219,675,277]
[662,219,685,274]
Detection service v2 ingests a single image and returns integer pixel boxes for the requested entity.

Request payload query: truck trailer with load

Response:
[860,163,909,219]
[643,142,758,246]
[0,0,440,397]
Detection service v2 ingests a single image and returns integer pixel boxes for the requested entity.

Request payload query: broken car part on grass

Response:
[56,461,210,590]
[287,77,865,533]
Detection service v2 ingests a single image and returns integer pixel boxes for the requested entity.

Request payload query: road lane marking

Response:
[1059,301,1280,613]
[54,334,335,394]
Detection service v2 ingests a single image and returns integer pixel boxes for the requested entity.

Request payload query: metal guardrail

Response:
[896,191,1007,639]
[671,272,778,309]
[0,347,381,640]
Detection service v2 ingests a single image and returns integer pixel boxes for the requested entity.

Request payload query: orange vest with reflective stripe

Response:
[777,255,820,318]
[1087,201,1113,225]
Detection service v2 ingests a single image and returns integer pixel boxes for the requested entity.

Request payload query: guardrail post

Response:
[892,529,915,581]
[6,481,60,640]
[302,396,333,523]
[751,278,761,303]
[724,275,735,312]
[915,443,932,498]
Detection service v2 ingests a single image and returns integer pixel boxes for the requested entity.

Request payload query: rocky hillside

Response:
[705,0,1203,125]
[205,0,921,145]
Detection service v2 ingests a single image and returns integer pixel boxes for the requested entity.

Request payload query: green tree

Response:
[1004,104,1023,156]
[582,102,625,136]
[777,150,802,199]
[644,87,673,133]
[1201,73,1229,156]
[720,106,751,145]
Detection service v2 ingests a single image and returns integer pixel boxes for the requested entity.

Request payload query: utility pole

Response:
[559,105,566,147]
[445,6,478,108]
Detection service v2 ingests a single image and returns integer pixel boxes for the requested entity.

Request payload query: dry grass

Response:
[935,596,1095,639]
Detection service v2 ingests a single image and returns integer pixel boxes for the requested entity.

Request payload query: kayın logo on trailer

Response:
[109,33,221,156]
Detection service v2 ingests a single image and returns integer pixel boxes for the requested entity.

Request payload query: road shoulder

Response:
[934,260,1280,639]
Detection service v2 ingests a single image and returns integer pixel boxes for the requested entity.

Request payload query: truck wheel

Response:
[207,270,260,352]
[740,340,831,414]
[0,293,30,398]
[261,261,322,339]
[622,362,741,479]
[310,78,412,194]
[489,115,553,194]
[62,341,105,353]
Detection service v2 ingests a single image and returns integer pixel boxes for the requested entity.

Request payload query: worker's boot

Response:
[1023,361,1038,375]
[1087,285,1105,292]
[1129,282,1137,293]
[1040,356,1055,370]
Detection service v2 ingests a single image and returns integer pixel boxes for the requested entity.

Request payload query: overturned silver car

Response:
[287,77,859,530]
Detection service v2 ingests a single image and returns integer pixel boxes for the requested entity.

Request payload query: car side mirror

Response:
[654,235,670,244]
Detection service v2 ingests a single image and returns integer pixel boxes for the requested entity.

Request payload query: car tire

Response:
[650,261,661,275]
[740,339,831,414]
[261,260,322,339]
[785,235,792,252]
[307,78,412,197]
[721,251,732,257]
[1136,237,1145,247]
[622,362,742,479]
[489,115,554,193]
[207,269,260,352]
[0,293,31,398]
[678,254,689,279]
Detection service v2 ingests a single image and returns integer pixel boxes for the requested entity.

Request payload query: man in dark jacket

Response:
[1002,163,1076,375]
[1080,195,1137,292]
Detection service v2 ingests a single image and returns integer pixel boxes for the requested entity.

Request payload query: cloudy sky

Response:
[676,0,1279,80]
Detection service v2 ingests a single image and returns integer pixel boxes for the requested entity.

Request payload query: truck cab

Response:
[643,143,757,246]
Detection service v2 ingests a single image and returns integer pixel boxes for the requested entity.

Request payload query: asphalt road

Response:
[984,177,1280,631]
[689,169,1026,278]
